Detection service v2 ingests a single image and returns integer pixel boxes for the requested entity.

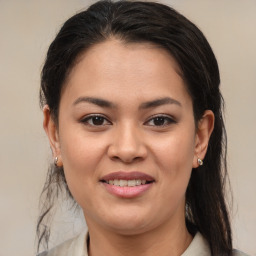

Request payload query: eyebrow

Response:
[139,97,182,109]
[73,97,116,108]
[73,96,181,109]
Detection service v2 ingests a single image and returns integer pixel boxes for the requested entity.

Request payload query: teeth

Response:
[119,180,128,186]
[128,180,136,187]
[114,179,119,186]
[135,180,142,186]
[107,179,147,187]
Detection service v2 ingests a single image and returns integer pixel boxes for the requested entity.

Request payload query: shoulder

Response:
[232,249,250,256]
[37,230,88,256]
[182,232,250,256]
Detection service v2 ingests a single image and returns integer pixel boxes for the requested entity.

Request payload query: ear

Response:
[43,105,63,167]
[193,110,215,168]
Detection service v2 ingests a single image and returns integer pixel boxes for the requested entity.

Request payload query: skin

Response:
[44,39,214,256]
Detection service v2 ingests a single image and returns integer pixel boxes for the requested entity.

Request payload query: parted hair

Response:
[38,1,232,255]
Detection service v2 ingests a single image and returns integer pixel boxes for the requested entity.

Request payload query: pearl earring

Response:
[197,158,203,166]
[54,156,58,167]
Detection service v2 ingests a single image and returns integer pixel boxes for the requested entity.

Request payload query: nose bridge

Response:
[108,120,146,162]
[119,121,138,149]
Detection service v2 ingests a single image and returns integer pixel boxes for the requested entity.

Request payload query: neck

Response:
[87,219,192,256]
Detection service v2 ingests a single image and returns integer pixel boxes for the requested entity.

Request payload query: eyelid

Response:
[80,114,112,126]
[79,113,176,127]
[144,114,176,126]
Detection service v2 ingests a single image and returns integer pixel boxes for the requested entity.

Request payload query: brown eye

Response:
[81,115,111,126]
[145,115,176,127]
[152,117,166,126]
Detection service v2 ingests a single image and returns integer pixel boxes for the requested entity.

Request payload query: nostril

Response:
[109,152,143,163]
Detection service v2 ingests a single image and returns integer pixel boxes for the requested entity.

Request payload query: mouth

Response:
[101,179,153,187]
[100,172,155,198]
[100,171,155,186]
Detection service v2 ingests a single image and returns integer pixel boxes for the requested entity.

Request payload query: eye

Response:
[145,115,176,127]
[81,115,111,126]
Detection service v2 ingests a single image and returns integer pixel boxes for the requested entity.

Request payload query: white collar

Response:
[43,231,211,256]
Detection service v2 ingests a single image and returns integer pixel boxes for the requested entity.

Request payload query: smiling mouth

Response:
[100,171,155,187]
[101,179,154,187]
[100,172,155,198]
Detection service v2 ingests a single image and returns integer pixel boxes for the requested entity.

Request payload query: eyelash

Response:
[144,115,176,127]
[80,114,176,127]
[80,114,112,126]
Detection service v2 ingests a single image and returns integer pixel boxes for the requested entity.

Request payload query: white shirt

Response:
[38,231,248,256]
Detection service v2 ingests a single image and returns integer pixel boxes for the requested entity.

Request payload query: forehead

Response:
[61,39,190,106]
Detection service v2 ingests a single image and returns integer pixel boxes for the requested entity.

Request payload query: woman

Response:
[37,1,248,255]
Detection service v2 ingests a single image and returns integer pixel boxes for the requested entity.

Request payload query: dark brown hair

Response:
[38,1,232,255]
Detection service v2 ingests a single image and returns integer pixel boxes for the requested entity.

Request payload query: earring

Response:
[197,158,203,166]
[54,156,58,167]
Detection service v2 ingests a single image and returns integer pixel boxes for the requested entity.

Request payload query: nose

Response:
[107,123,147,163]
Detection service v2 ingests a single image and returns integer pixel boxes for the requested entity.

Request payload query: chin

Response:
[106,221,152,236]
[89,206,154,235]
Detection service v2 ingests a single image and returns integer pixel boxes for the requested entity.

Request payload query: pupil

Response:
[92,116,104,125]
[154,117,165,126]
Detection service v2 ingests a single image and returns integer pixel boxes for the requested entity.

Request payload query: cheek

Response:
[59,125,105,171]
[151,129,195,196]
[153,131,195,171]
[58,126,107,200]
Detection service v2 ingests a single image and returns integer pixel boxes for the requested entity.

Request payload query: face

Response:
[45,39,212,236]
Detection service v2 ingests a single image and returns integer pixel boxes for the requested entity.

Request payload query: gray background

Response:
[0,0,255,255]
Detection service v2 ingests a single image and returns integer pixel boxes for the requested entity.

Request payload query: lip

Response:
[100,171,155,198]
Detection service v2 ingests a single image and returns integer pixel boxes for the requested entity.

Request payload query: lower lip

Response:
[102,182,153,198]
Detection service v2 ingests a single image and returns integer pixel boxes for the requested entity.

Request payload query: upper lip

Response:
[100,171,155,181]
